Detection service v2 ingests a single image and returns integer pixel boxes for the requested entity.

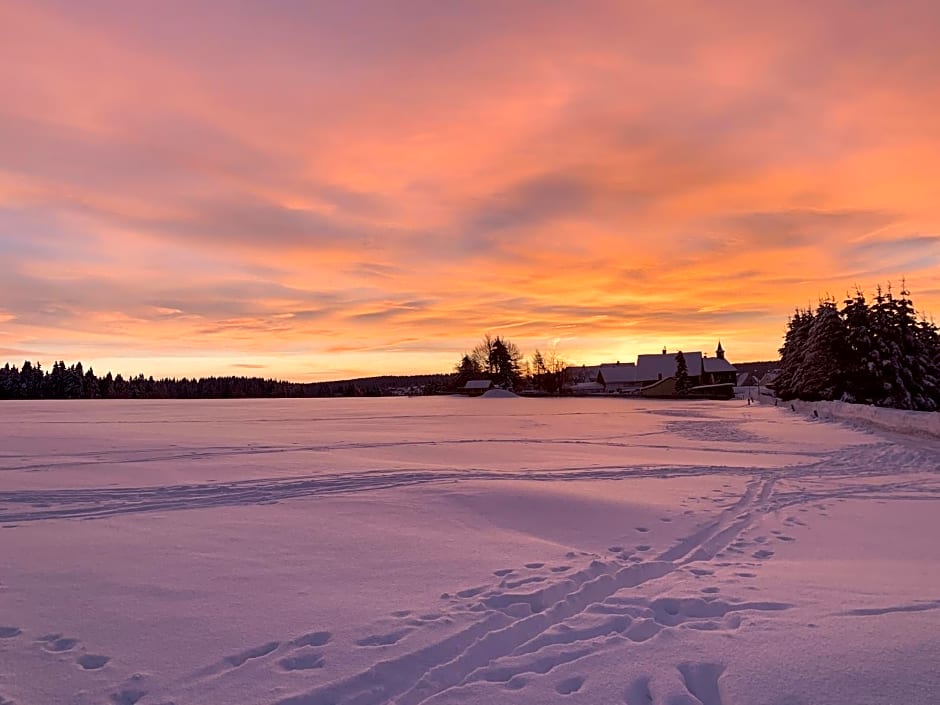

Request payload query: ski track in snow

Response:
[1,403,939,705]
[1,439,938,525]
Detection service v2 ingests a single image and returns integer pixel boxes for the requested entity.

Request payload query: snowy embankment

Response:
[768,395,940,438]
[1,398,939,705]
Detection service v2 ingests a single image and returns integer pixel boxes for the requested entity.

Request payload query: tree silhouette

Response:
[674,351,692,397]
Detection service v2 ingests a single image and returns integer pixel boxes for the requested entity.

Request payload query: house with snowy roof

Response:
[636,342,736,386]
[596,362,640,393]
[634,343,738,398]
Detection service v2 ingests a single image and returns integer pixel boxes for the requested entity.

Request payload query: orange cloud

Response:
[1,1,939,379]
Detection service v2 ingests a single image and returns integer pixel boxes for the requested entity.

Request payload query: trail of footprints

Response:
[245,498,794,705]
[0,627,117,705]
[0,486,814,705]
[0,627,111,671]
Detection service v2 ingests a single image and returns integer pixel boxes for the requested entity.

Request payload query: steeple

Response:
[716,340,725,360]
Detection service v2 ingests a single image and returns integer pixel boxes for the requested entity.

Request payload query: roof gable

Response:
[636,352,703,381]
[703,357,737,373]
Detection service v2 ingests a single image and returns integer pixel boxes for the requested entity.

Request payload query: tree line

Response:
[0,360,305,399]
[775,284,940,411]
[0,362,469,400]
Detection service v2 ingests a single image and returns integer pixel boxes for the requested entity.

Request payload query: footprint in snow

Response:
[77,654,111,670]
[292,631,332,648]
[493,568,514,577]
[110,688,146,705]
[635,545,651,552]
[624,675,654,704]
[0,627,21,639]
[524,562,545,569]
[556,675,586,695]
[279,651,325,671]
[43,637,79,652]
[752,549,775,559]
[356,629,411,647]
[608,546,624,553]
[635,527,649,533]
[550,565,571,573]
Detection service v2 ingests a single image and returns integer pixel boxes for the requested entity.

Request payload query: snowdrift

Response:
[480,388,520,398]
[786,398,940,438]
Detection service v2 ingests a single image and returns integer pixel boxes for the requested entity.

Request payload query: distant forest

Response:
[775,284,940,411]
[0,361,454,400]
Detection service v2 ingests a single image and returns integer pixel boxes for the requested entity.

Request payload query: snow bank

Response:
[785,398,940,438]
[481,388,520,398]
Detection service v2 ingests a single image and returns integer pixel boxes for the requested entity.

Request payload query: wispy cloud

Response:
[1,1,939,378]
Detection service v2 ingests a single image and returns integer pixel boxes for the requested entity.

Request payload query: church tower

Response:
[716,341,725,360]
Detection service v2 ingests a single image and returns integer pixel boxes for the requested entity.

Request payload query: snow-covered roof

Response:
[565,365,601,382]
[463,379,493,390]
[702,357,737,373]
[597,363,637,384]
[636,352,703,381]
[759,371,780,385]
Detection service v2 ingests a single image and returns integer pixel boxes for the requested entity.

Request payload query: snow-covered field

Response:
[1,397,938,705]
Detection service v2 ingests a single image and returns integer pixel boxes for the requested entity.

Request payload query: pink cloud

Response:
[1,1,939,379]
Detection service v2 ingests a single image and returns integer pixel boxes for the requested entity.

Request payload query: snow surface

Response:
[0,397,938,705]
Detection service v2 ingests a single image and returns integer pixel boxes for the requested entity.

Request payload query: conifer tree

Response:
[674,351,692,397]
[794,299,848,401]
[775,309,814,400]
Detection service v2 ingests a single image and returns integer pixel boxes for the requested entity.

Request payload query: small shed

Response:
[461,379,493,397]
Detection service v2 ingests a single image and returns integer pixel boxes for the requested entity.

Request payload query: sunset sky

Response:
[2,1,940,381]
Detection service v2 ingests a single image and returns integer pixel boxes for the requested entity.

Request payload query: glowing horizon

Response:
[2,1,939,381]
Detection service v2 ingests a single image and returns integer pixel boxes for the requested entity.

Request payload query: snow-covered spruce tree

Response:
[674,351,692,397]
[793,299,850,401]
[917,315,940,407]
[877,285,940,410]
[774,308,815,400]
[840,290,881,404]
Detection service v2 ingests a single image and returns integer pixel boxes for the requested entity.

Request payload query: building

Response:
[596,362,640,393]
[701,342,738,385]
[636,349,704,385]
[461,379,492,396]
[635,343,737,387]
[564,365,602,384]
